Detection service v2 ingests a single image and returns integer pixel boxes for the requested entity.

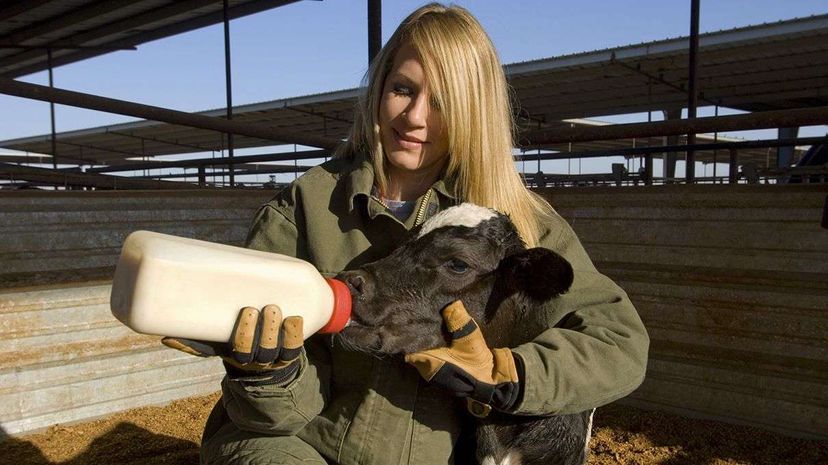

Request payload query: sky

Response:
[0,0,826,179]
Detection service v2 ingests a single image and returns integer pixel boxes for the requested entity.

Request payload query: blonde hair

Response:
[336,3,554,246]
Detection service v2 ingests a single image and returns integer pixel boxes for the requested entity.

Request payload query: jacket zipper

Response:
[413,189,433,226]
[371,195,388,209]
[371,189,432,226]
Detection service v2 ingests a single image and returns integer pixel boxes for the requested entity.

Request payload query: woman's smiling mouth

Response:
[393,129,428,149]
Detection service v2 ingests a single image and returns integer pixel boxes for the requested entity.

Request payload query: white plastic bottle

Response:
[110,230,351,342]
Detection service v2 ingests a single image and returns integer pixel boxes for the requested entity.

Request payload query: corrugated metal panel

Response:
[1,186,826,438]
[539,184,828,440]
[0,189,271,435]
[0,282,224,435]
[0,189,272,288]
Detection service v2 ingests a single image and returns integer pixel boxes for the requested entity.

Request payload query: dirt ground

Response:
[2,392,826,465]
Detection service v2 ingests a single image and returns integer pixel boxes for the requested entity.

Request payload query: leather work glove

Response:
[162,304,303,386]
[405,301,522,417]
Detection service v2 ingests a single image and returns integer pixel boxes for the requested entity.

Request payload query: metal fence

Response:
[1,185,826,439]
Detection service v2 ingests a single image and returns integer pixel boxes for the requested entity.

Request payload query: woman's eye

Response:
[392,84,413,96]
[447,259,470,273]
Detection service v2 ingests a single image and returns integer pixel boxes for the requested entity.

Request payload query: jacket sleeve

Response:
[510,214,649,415]
[220,189,331,435]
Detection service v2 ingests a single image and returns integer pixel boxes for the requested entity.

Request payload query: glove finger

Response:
[442,302,491,358]
[231,307,261,365]
[255,305,283,364]
[442,301,478,340]
[277,316,304,364]
[162,337,225,357]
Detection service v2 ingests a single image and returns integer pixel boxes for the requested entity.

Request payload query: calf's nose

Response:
[338,270,368,297]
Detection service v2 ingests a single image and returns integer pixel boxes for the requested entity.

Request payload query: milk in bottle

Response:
[110,230,351,342]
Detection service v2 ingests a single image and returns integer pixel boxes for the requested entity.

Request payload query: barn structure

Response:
[0,0,826,447]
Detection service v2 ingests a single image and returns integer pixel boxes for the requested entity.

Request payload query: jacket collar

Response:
[346,151,457,213]
[345,152,375,212]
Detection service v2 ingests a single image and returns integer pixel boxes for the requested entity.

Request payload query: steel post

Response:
[729,148,739,184]
[223,0,235,186]
[644,153,653,185]
[663,109,681,181]
[47,48,57,171]
[368,0,381,64]
[198,166,206,187]
[776,127,799,167]
[686,0,700,182]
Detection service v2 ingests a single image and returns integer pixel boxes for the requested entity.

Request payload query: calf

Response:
[337,203,594,465]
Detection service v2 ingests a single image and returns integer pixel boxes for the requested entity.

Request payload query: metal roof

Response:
[508,14,828,120]
[1,13,826,168]
[0,0,299,78]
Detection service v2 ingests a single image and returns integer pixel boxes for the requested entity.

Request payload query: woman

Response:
[165,4,649,464]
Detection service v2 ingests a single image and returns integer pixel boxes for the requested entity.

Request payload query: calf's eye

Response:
[447,259,470,273]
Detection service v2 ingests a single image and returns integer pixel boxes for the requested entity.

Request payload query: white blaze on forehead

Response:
[416,203,498,239]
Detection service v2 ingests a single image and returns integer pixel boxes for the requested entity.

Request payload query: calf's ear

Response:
[498,248,574,301]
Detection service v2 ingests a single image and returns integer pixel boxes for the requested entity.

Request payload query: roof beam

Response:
[0,154,53,164]
[517,136,827,162]
[518,75,828,121]
[0,162,195,189]
[504,15,828,76]
[0,43,137,51]
[510,35,828,92]
[131,164,314,179]
[0,0,137,46]
[288,106,354,125]
[107,130,216,153]
[0,0,218,71]
[53,139,147,159]
[521,106,828,148]
[509,59,828,104]
[87,149,330,173]
[0,147,100,166]
[0,77,341,150]
[1,0,300,78]
[0,0,52,23]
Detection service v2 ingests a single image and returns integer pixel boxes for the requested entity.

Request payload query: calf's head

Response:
[337,203,574,355]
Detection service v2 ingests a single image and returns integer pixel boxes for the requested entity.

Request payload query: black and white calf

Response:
[337,203,595,465]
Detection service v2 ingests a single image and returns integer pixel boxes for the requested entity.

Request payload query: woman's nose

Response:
[403,92,429,127]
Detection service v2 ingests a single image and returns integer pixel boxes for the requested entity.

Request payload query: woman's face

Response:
[379,43,450,187]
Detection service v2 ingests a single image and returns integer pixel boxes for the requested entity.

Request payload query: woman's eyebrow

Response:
[387,72,419,88]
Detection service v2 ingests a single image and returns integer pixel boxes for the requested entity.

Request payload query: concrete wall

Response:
[538,184,828,440]
[1,186,826,438]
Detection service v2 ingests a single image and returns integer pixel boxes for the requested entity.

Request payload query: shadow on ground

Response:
[0,422,199,465]
[588,403,828,465]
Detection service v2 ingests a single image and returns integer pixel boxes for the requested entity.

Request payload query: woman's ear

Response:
[497,248,574,301]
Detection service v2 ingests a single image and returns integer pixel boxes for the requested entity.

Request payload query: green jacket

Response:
[210,152,649,465]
